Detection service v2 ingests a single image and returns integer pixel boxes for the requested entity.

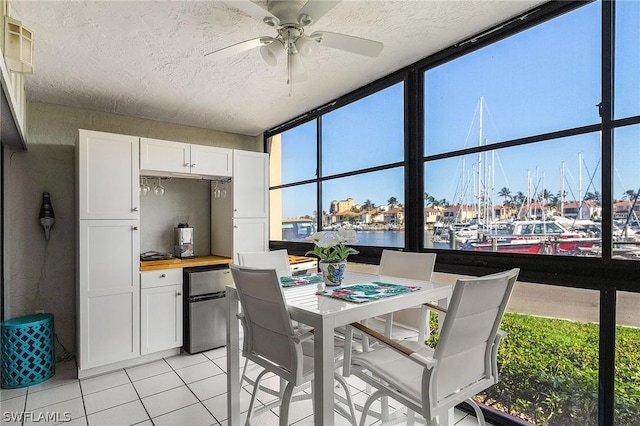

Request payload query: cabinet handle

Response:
[132,207,139,212]
[132,226,139,230]
[184,162,191,167]
[234,225,238,228]
[176,291,182,296]
[191,163,196,168]
[160,274,166,278]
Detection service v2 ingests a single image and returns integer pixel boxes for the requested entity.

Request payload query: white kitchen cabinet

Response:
[78,219,140,370]
[78,129,140,373]
[140,269,183,355]
[78,130,140,220]
[211,150,269,261]
[140,137,232,177]
[232,149,269,218]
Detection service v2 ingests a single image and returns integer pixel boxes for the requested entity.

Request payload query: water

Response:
[287,230,436,248]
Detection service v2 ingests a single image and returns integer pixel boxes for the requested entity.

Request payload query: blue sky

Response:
[277,1,639,219]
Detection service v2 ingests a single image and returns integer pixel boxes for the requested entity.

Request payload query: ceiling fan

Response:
[206,0,384,90]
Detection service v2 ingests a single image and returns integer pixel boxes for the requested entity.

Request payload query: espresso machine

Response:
[174,216,194,259]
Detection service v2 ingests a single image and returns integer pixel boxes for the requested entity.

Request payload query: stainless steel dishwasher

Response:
[183,265,233,354]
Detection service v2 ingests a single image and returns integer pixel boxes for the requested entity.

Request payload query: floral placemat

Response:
[317,281,420,303]
[280,273,324,288]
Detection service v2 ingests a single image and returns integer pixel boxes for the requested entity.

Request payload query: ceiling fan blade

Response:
[297,0,341,26]
[205,37,274,59]
[311,31,384,58]
[225,0,280,27]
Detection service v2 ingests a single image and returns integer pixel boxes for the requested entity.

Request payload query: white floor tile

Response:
[164,352,209,370]
[141,385,199,418]
[132,420,153,426]
[23,397,85,426]
[175,361,224,384]
[203,346,227,361]
[1,387,28,401]
[152,402,217,426]
[25,382,82,411]
[132,371,184,398]
[201,388,254,421]
[83,382,139,415]
[126,359,172,382]
[187,373,228,401]
[86,400,149,426]
[54,416,87,426]
[1,395,26,424]
[28,365,77,393]
[80,369,129,395]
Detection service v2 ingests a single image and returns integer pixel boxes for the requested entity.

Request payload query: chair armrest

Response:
[423,302,447,314]
[291,330,314,344]
[350,322,436,368]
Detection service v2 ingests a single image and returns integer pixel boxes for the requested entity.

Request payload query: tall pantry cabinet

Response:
[211,150,269,261]
[77,130,140,371]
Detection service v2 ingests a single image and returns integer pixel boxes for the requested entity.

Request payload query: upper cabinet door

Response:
[140,138,190,174]
[232,150,269,218]
[190,145,232,177]
[79,130,139,220]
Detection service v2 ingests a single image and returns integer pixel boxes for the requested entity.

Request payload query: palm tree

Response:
[361,199,374,211]
[424,192,436,207]
[498,187,511,203]
[387,196,399,208]
[624,189,638,201]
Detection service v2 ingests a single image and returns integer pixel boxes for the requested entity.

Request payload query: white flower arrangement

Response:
[306,229,359,263]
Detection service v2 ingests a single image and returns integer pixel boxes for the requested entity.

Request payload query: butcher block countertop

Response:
[140,255,232,271]
[140,254,317,272]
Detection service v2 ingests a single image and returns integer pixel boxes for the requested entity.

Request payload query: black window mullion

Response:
[405,68,424,252]
[598,1,616,425]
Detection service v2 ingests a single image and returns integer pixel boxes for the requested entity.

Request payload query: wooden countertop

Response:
[140,254,317,272]
[140,255,232,271]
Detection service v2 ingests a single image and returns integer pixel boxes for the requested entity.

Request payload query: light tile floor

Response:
[1,347,492,426]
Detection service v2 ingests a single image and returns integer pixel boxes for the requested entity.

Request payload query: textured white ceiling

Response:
[11,0,546,137]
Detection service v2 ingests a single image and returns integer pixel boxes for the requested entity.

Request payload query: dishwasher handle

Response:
[189,291,226,303]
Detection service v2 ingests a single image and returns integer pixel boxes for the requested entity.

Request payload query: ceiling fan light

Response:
[289,52,306,76]
[295,36,318,57]
[260,40,284,66]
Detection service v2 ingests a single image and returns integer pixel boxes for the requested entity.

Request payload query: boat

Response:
[463,220,599,254]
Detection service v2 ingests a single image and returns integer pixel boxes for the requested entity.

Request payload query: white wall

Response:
[3,101,259,357]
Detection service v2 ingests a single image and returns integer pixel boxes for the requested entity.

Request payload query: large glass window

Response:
[614,0,640,120]
[425,3,600,156]
[269,82,405,247]
[616,291,640,425]
[612,125,640,260]
[322,168,404,248]
[322,83,404,176]
[425,134,602,256]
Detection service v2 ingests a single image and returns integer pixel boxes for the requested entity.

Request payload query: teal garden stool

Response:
[1,313,55,388]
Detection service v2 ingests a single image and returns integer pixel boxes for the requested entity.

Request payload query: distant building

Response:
[563,201,600,220]
[443,204,475,223]
[330,198,356,214]
[424,207,442,224]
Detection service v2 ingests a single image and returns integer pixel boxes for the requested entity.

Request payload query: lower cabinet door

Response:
[141,285,183,355]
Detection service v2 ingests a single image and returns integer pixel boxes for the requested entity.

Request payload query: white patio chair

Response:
[238,249,291,278]
[229,264,356,426]
[367,250,437,342]
[344,268,519,426]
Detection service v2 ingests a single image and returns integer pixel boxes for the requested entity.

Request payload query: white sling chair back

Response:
[229,264,355,426]
[372,250,437,340]
[237,249,291,278]
[347,268,519,426]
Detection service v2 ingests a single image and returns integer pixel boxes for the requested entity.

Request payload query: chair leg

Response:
[359,389,384,426]
[466,398,487,426]
[246,369,269,426]
[333,373,357,426]
[279,381,296,426]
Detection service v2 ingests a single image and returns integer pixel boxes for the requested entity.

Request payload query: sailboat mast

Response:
[477,96,484,224]
[561,162,565,217]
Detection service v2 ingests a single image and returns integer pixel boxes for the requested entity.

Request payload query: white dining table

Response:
[225,271,452,426]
